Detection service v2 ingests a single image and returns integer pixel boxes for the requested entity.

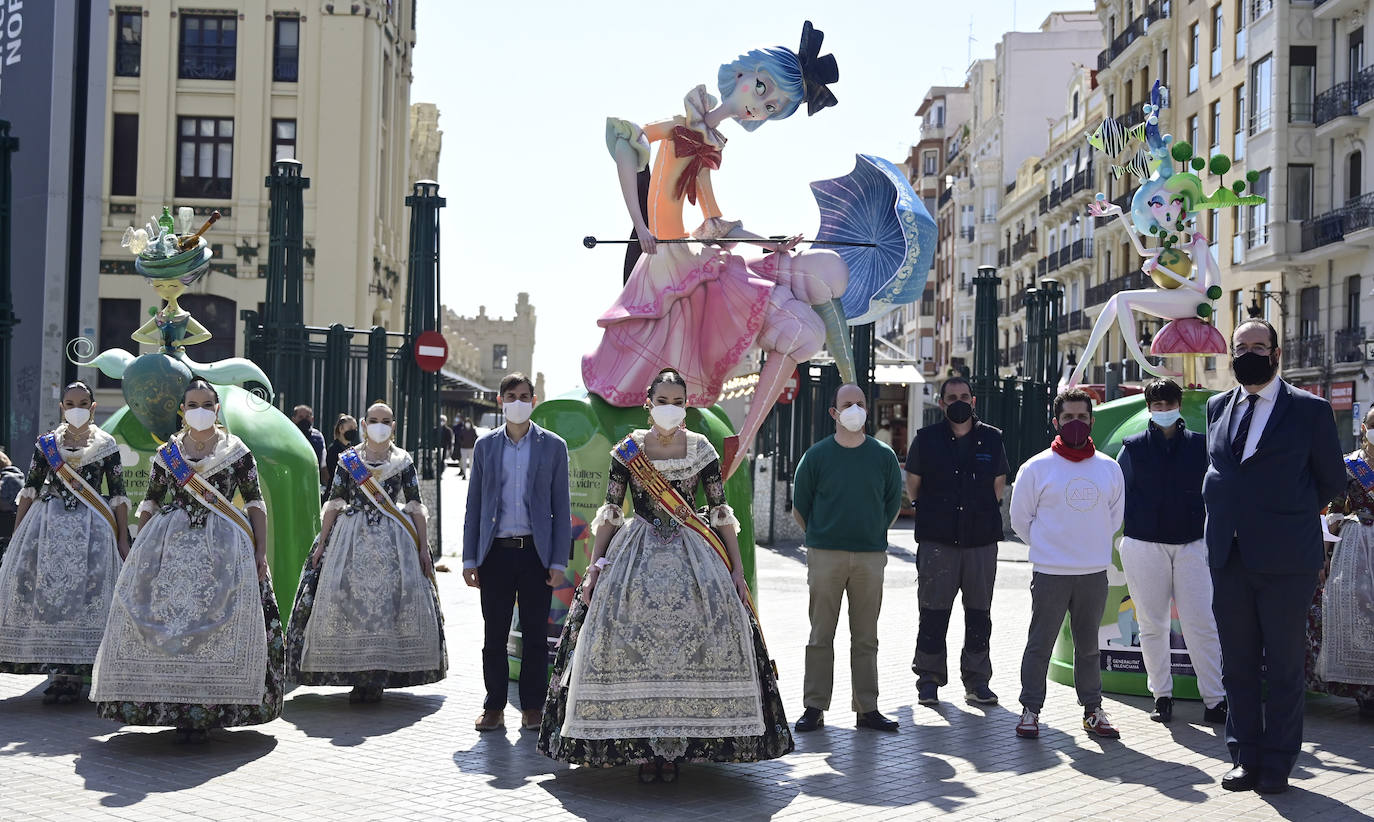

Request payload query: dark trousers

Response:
[1211,550,1319,778]
[912,541,997,688]
[479,540,552,711]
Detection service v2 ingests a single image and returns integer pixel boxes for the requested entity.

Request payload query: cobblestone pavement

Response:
[2,466,1372,821]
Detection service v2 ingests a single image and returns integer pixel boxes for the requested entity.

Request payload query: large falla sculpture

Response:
[71,207,318,615]
[522,22,934,665]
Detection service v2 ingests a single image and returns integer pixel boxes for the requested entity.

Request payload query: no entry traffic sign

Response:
[413,330,448,373]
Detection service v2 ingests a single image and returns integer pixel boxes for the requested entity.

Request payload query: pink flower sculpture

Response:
[1150,318,1227,356]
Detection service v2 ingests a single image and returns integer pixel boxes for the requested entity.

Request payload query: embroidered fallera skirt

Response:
[0,498,121,676]
[285,512,446,688]
[91,509,283,729]
[537,517,792,766]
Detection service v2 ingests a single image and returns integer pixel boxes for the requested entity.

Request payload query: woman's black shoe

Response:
[659,759,679,784]
[1150,696,1173,723]
[1202,699,1228,724]
[637,761,660,783]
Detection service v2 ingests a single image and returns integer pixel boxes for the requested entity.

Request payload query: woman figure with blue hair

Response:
[582,22,847,479]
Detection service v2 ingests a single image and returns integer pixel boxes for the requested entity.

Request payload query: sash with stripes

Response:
[158,439,255,544]
[37,433,118,535]
[1346,454,1374,492]
[614,435,774,668]
[339,447,434,582]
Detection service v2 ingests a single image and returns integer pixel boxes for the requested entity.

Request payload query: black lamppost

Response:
[263,159,309,411]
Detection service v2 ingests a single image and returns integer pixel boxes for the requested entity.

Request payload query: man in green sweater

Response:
[791,383,904,733]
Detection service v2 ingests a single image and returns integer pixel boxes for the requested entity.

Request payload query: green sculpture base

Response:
[507,391,755,680]
[103,384,321,619]
[1046,388,1217,699]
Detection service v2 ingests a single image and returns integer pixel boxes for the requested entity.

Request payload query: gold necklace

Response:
[652,426,676,447]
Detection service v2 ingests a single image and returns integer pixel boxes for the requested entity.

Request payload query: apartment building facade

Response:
[95,2,416,403]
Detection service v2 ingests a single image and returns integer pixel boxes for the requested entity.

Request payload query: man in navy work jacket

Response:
[463,372,571,735]
[1203,319,1344,794]
[905,375,1008,708]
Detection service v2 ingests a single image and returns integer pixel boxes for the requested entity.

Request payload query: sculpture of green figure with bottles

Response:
[69,205,319,614]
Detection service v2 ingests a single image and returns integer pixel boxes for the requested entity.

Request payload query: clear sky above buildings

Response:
[411,0,1094,396]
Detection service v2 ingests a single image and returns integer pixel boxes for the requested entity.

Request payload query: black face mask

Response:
[1231,352,1276,386]
[296,419,313,434]
[342,429,360,445]
[945,400,974,424]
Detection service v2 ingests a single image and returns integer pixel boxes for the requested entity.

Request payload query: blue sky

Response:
[411,0,1095,395]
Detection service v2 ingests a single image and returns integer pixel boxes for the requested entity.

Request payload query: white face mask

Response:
[649,404,687,431]
[1150,409,1182,429]
[838,404,867,432]
[1365,429,1374,447]
[503,399,534,425]
[184,407,218,431]
[63,407,92,428]
[365,422,393,443]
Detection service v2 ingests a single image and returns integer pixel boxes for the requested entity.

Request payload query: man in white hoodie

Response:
[1010,387,1124,740]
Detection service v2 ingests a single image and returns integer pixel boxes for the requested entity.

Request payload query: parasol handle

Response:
[583,235,875,249]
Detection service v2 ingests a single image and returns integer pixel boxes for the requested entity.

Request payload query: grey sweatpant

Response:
[1019,570,1108,713]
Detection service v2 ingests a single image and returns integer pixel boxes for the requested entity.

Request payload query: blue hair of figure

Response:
[718,47,804,132]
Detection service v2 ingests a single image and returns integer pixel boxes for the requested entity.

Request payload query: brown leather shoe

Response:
[521,709,543,731]
[474,710,504,732]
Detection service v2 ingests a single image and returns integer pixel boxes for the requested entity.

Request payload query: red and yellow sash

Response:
[614,435,769,637]
[37,433,118,535]
[158,439,255,544]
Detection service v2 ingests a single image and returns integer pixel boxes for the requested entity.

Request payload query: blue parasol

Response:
[811,154,936,325]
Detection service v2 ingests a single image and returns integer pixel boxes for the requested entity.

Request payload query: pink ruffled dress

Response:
[582,88,775,408]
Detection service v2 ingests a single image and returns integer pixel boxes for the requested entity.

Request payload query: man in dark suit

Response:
[463,373,571,734]
[1203,319,1345,794]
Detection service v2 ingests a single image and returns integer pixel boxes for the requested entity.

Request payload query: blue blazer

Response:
[462,422,571,571]
[1202,380,1345,573]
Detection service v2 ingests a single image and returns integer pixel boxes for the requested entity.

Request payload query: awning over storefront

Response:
[438,368,494,396]
[874,363,925,385]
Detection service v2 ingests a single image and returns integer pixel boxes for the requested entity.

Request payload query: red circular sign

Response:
[413,330,448,373]
[777,369,800,405]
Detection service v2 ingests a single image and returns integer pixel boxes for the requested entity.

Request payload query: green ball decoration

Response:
[148,306,158,316]
[1232,180,1247,194]
[1246,170,1259,183]
[1210,154,1232,175]
[1191,157,1207,171]
[1149,224,1159,234]
[1207,285,1223,300]
[1172,141,1194,163]
[1197,303,1212,318]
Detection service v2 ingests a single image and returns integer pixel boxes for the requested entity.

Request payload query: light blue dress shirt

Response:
[495,427,532,537]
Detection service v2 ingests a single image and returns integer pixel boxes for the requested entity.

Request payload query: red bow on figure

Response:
[670,125,722,206]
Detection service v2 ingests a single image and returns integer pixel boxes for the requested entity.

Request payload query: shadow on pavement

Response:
[74,727,277,807]
[535,760,801,822]
[1261,786,1374,821]
[453,729,562,789]
[281,690,443,746]
[0,679,108,757]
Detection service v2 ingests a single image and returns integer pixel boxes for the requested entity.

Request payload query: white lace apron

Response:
[1321,518,1374,685]
[90,440,266,706]
[561,441,763,753]
[300,451,442,673]
[0,499,120,665]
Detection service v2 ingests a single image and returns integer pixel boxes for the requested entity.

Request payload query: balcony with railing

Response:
[1335,327,1366,363]
[938,185,954,208]
[1012,233,1036,262]
[1097,1,1171,71]
[1008,342,1025,363]
[959,226,976,242]
[1086,270,1151,307]
[1056,309,1086,333]
[1315,66,1374,128]
[1038,195,1049,215]
[1284,334,1325,369]
[1300,192,1374,252]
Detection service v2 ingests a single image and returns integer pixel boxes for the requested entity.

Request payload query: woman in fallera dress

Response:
[537,370,792,782]
[284,401,446,703]
[90,379,283,742]
[0,382,129,704]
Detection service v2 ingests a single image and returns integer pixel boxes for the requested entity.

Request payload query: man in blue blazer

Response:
[463,373,571,734]
[1203,319,1345,794]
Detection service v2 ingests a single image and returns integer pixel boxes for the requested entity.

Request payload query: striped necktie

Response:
[1231,394,1258,463]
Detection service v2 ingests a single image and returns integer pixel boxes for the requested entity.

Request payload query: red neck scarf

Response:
[1051,436,1096,462]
